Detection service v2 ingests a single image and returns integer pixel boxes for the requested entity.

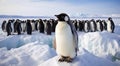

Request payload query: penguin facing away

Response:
[54,13,78,63]
[45,20,52,35]
[1,20,7,32]
[26,20,32,35]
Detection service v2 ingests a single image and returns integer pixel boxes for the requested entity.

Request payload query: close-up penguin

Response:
[53,13,78,63]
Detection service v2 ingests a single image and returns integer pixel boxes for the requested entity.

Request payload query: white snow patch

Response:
[40,48,118,66]
[0,42,56,66]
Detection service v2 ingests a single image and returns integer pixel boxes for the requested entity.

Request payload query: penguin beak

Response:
[55,15,58,17]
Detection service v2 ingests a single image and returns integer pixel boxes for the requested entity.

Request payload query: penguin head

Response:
[55,13,70,22]
[108,17,112,20]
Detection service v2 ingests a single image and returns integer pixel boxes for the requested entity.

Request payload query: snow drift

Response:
[0,42,56,66]
[40,48,118,66]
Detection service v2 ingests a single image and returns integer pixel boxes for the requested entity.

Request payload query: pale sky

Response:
[0,0,120,17]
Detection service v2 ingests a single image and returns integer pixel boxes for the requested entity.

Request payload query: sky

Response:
[0,0,120,17]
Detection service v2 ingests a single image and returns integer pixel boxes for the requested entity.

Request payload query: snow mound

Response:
[0,32,54,50]
[78,31,120,60]
[0,42,56,66]
[40,48,118,66]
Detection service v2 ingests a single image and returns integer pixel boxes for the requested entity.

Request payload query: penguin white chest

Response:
[11,23,14,33]
[107,20,112,32]
[55,22,75,58]
[97,22,101,31]
[84,23,88,32]
[90,22,95,31]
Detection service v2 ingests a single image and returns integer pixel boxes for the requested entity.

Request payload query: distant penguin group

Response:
[1,16,115,36]
[71,17,115,33]
[1,18,58,36]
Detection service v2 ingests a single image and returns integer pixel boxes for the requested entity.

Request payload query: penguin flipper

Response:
[68,21,79,51]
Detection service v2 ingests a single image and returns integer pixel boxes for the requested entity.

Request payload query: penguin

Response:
[35,20,39,31]
[72,20,78,31]
[101,20,107,31]
[26,20,32,35]
[14,19,19,33]
[78,20,84,31]
[54,13,78,63]
[38,19,44,33]
[31,20,36,31]
[83,20,90,32]
[89,19,96,32]
[50,19,56,32]
[45,20,52,35]
[1,20,7,32]
[6,20,12,36]
[16,22,22,35]
[107,17,115,33]
[96,20,103,32]
[21,21,26,33]
[10,19,15,34]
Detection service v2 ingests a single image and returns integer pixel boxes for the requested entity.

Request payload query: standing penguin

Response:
[1,20,7,32]
[16,22,22,35]
[89,19,96,32]
[45,20,52,35]
[38,19,44,33]
[107,17,115,33]
[78,20,84,31]
[6,20,12,36]
[83,20,90,32]
[96,20,103,32]
[14,19,19,33]
[73,20,78,31]
[21,21,26,33]
[54,13,78,63]
[101,20,107,31]
[26,20,32,35]
[50,19,56,32]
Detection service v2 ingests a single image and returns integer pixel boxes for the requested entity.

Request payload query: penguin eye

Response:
[65,16,69,21]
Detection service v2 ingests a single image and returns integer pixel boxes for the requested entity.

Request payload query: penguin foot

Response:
[58,56,69,62]
[58,57,65,62]
[65,57,73,63]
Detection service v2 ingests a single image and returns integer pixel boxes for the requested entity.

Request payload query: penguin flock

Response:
[1,19,58,36]
[71,17,115,33]
[1,17,115,36]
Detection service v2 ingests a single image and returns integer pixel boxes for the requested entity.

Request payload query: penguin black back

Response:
[2,20,7,32]
[45,20,52,35]
[38,19,44,33]
[16,22,22,35]
[6,20,12,36]
[26,20,32,35]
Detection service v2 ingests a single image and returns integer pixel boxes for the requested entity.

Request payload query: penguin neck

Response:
[57,21,69,29]
[58,21,67,24]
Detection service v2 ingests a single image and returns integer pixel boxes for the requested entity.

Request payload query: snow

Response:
[0,42,56,66]
[0,32,54,50]
[40,48,117,66]
[0,18,120,66]
[79,31,120,58]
